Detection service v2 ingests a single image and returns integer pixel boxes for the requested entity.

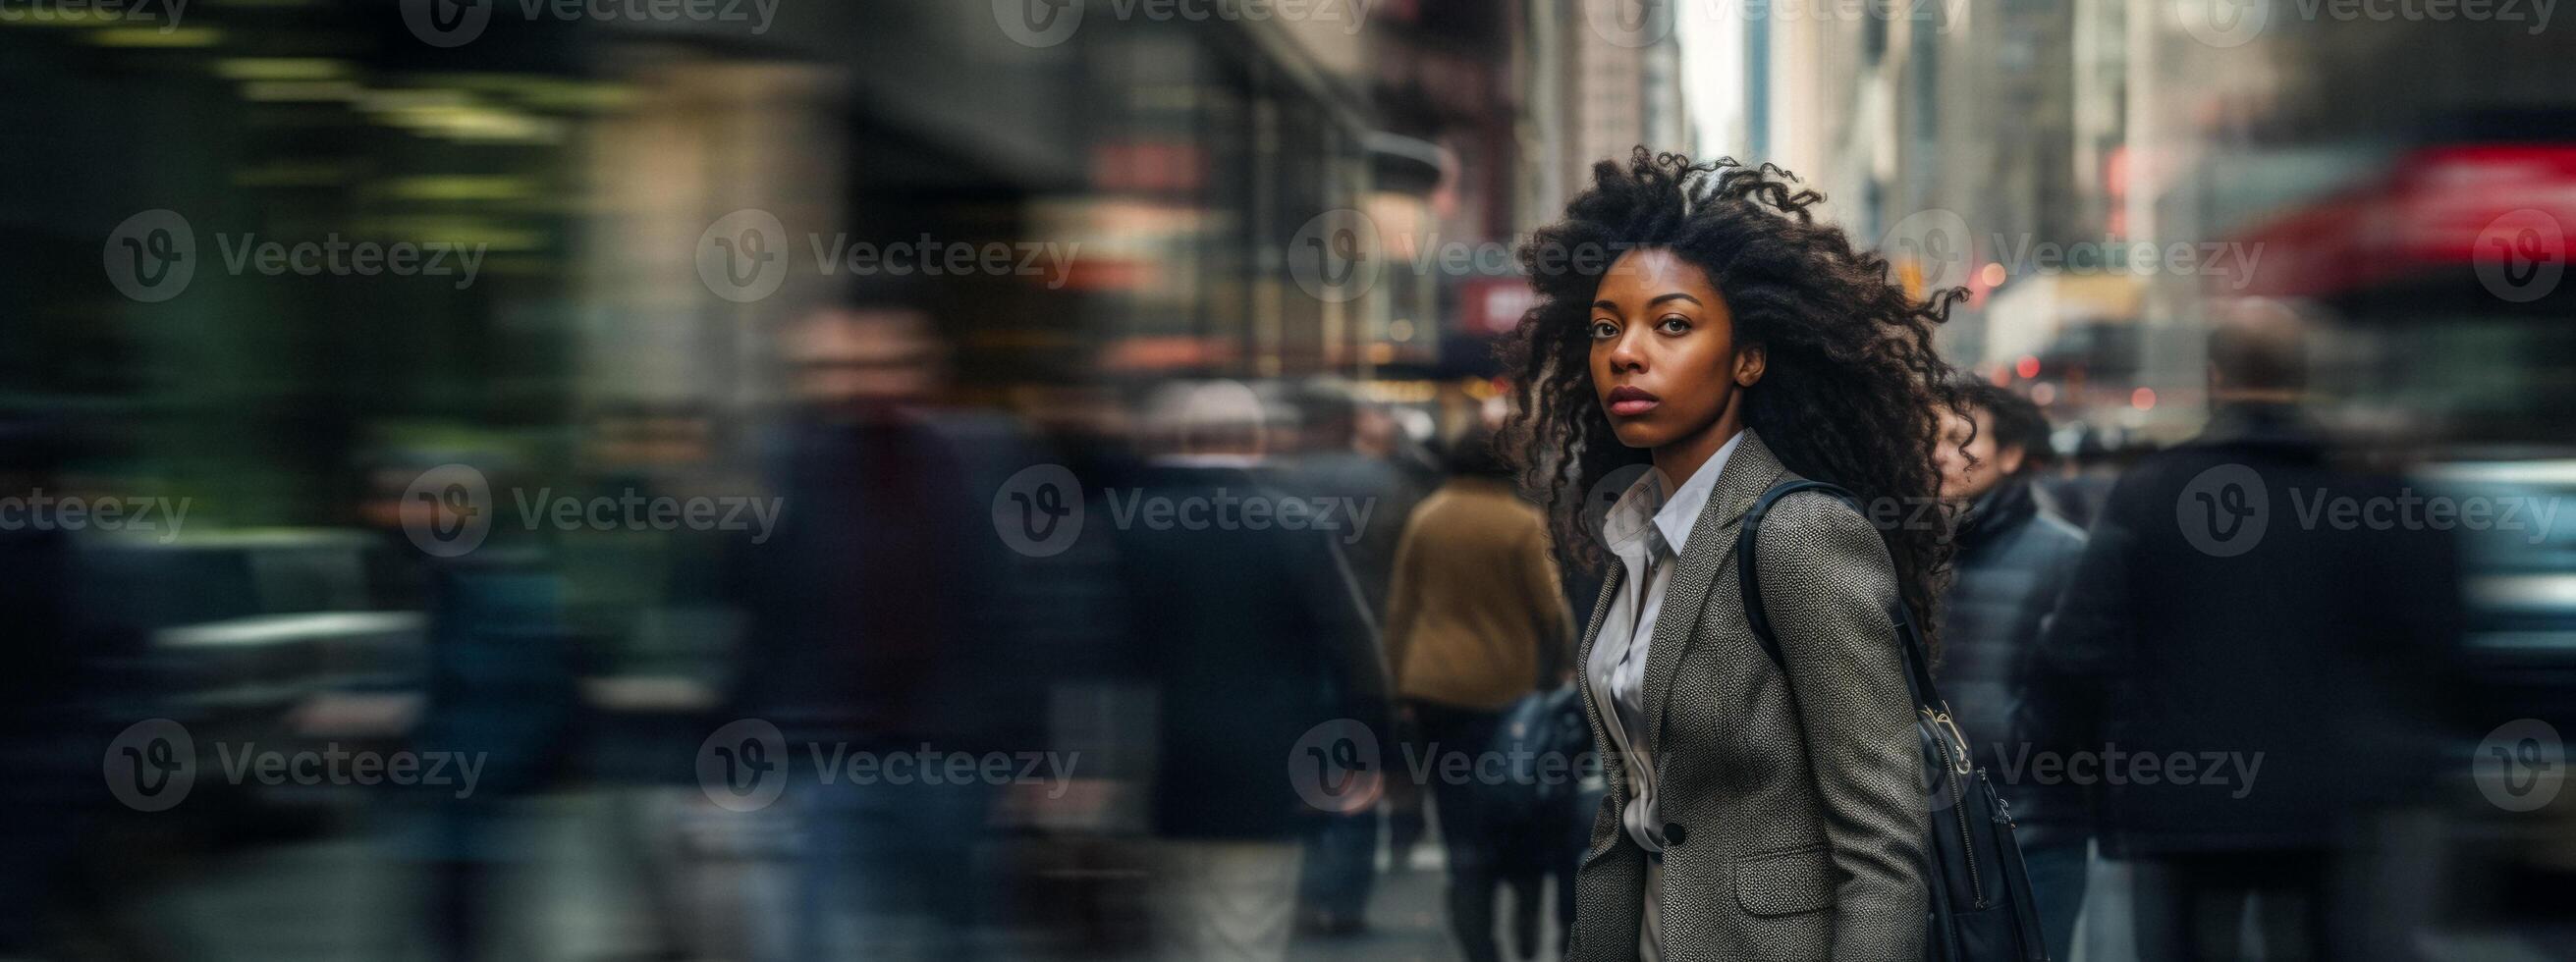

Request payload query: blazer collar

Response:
[1693,428,1791,543]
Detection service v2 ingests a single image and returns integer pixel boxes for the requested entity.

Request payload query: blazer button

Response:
[1663,822,1688,846]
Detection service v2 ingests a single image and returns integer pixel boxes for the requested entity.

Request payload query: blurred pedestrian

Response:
[1279,383,1425,936]
[1933,379,2091,960]
[723,305,1030,962]
[0,419,99,958]
[1380,426,1574,962]
[1114,380,1387,962]
[360,454,580,962]
[2017,300,2466,962]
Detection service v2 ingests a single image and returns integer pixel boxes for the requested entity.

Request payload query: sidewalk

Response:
[124,793,1518,962]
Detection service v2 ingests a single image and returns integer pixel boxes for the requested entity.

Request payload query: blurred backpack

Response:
[1738,480,2050,962]
[1480,684,1592,833]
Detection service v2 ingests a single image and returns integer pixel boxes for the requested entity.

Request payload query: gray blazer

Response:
[1569,430,1930,962]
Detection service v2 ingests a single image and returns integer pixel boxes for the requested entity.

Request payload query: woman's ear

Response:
[1733,345,1767,387]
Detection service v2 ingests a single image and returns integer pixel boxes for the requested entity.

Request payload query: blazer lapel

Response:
[1641,429,1788,749]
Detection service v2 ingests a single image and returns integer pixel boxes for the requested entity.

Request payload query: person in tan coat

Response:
[1382,429,1573,962]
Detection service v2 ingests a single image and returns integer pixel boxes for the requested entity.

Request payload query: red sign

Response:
[1459,276,1537,337]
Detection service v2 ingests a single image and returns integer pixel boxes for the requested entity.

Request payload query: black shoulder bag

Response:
[1737,479,2051,962]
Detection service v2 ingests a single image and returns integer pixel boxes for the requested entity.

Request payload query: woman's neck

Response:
[1652,402,1746,488]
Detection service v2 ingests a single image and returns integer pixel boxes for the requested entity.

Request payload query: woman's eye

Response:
[1588,320,1618,340]
[1656,315,1692,334]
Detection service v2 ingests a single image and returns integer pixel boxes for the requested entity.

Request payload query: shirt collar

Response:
[1601,428,1746,561]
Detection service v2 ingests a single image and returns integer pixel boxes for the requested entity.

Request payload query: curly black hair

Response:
[1501,150,1966,654]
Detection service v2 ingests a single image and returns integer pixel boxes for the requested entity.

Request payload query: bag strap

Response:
[1734,479,1945,713]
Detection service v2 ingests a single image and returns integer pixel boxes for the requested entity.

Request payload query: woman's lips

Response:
[1605,385,1660,416]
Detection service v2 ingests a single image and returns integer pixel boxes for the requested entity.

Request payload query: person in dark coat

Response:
[1931,380,2089,961]
[0,419,96,957]
[1113,380,1387,962]
[722,305,1034,962]
[2016,302,2465,962]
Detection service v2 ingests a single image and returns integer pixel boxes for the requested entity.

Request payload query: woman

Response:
[1502,150,1963,961]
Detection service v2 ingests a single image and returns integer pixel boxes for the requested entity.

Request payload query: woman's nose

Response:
[1606,331,1645,372]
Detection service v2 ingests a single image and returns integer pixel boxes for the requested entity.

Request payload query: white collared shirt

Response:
[1587,429,1745,853]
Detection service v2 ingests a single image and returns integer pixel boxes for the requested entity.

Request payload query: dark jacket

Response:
[2015,403,2464,855]
[1936,478,2089,842]
[725,412,1029,754]
[1112,460,1388,841]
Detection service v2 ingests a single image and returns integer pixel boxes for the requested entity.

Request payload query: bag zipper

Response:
[1924,705,1985,909]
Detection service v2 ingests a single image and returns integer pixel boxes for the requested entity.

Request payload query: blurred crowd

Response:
[6,1,2575,960]
[6,293,2572,962]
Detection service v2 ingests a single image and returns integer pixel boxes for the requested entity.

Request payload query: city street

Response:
[9,1,2573,959]
[122,791,2573,962]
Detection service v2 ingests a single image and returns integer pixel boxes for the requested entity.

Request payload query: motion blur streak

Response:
[1,1,2570,961]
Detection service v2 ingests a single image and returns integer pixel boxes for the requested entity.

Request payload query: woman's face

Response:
[1588,247,1759,453]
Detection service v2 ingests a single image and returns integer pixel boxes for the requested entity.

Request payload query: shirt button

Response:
[1663,822,1688,846]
